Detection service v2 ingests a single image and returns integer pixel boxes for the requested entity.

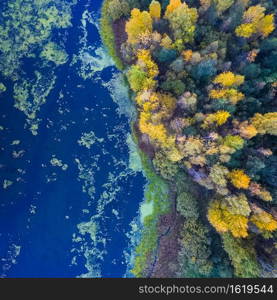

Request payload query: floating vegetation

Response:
[0,83,6,93]
[0,0,76,134]
[71,9,114,81]
[71,219,106,278]
[139,201,154,224]
[3,179,13,189]
[10,140,20,146]
[77,220,98,244]
[0,244,21,278]
[50,156,68,171]
[0,0,147,279]
[74,157,99,199]
[77,47,114,80]
[12,150,25,159]
[126,133,142,173]
[102,73,136,119]
[124,219,141,277]
[0,0,74,78]
[40,42,68,65]
[13,70,57,135]
[78,131,104,149]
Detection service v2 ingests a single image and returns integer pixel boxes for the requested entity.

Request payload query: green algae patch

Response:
[0,83,6,93]
[3,179,13,189]
[126,133,142,172]
[0,0,74,78]
[40,42,68,65]
[78,131,104,149]
[50,156,68,171]
[0,0,76,134]
[74,157,97,199]
[77,220,98,244]
[13,70,57,135]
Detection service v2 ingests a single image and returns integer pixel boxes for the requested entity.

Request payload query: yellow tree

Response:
[125,9,152,44]
[250,207,277,232]
[228,169,250,189]
[251,112,277,136]
[127,49,159,92]
[165,0,182,17]
[235,23,255,38]
[207,199,249,238]
[149,0,161,19]
[182,49,193,61]
[238,121,258,139]
[213,72,245,87]
[259,14,275,37]
[137,49,159,79]
[139,112,168,146]
[165,0,198,44]
[203,110,230,128]
[160,34,173,48]
[249,182,272,202]
[209,88,244,104]
[235,5,275,38]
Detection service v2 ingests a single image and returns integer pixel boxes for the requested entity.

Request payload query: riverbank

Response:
[100,0,183,277]
[100,0,277,279]
[99,0,211,278]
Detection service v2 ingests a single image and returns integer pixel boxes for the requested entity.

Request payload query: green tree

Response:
[222,233,261,278]
[165,1,198,44]
[107,0,130,21]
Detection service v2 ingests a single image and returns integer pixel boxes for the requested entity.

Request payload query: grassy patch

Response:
[100,0,124,70]
[130,127,170,277]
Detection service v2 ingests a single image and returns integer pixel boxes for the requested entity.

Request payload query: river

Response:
[0,0,145,278]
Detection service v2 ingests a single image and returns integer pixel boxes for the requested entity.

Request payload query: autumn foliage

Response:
[125,8,152,44]
[103,0,277,278]
[235,5,275,38]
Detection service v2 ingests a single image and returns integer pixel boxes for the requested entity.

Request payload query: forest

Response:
[100,0,277,278]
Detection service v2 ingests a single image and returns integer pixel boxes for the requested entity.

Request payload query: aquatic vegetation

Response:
[1,0,147,279]
[0,0,75,133]
[102,73,136,119]
[50,157,68,171]
[13,71,57,135]
[0,83,6,93]
[72,219,104,278]
[78,131,104,149]
[75,158,98,199]
[0,0,74,77]
[3,179,13,189]
[0,244,21,278]
[71,64,144,277]
[126,133,143,172]
[11,140,20,146]
[101,0,277,277]
[40,42,68,65]
[73,9,115,81]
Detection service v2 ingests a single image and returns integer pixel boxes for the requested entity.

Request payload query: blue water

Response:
[0,0,145,277]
